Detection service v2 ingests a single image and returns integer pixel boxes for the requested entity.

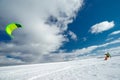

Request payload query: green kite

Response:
[6,23,22,38]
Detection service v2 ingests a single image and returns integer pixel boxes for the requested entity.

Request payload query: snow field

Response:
[0,56,120,80]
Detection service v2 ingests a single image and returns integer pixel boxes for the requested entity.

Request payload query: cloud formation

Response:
[0,56,24,66]
[50,38,120,61]
[109,30,120,36]
[0,0,83,65]
[90,21,115,34]
[68,31,78,41]
[66,38,120,58]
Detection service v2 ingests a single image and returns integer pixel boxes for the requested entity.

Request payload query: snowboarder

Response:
[104,52,111,60]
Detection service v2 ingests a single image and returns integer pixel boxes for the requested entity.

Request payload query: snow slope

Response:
[0,56,120,80]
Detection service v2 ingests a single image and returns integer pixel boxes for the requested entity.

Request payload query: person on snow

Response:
[104,52,111,60]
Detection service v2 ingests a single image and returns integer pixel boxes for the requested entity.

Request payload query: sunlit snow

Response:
[0,56,120,80]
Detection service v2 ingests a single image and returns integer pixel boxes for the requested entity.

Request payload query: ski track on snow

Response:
[28,66,71,80]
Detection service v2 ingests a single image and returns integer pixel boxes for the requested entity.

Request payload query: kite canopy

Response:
[5,23,22,38]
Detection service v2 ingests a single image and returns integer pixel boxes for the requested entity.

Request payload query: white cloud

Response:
[96,46,120,56]
[0,56,25,66]
[68,31,78,41]
[109,30,120,36]
[83,37,87,41]
[105,46,120,56]
[106,37,114,41]
[37,38,120,62]
[65,38,120,59]
[99,38,120,47]
[72,46,98,55]
[0,0,83,65]
[90,21,115,34]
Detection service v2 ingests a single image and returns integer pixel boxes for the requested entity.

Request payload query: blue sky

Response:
[0,0,120,66]
[62,0,120,52]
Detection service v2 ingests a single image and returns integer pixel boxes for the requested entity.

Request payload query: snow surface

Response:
[0,56,120,80]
